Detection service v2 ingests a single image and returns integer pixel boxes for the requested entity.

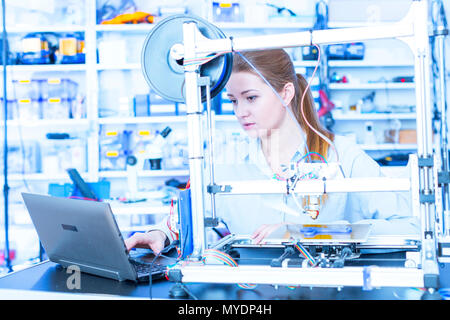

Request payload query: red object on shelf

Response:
[0,249,16,264]
[317,89,336,117]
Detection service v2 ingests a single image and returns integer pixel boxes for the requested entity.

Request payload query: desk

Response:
[0,260,445,300]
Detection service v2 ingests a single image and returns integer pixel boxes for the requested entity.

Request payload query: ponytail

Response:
[294,73,334,162]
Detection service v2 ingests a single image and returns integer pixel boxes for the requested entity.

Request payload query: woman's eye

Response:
[230,99,237,104]
[247,96,257,102]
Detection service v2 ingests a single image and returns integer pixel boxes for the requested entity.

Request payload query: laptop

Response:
[22,192,173,282]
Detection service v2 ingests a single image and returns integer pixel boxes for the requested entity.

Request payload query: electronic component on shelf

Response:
[327,42,365,60]
[302,45,319,61]
[392,76,414,83]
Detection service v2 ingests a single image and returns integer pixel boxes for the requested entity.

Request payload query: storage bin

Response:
[41,137,86,175]
[16,98,42,120]
[41,97,71,119]
[0,140,41,174]
[12,79,41,100]
[41,78,78,100]
[0,98,18,120]
[99,129,132,171]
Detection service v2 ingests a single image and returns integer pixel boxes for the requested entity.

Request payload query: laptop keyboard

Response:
[130,260,167,280]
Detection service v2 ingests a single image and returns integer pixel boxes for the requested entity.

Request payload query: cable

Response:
[179,283,199,300]
[298,44,339,164]
[297,151,327,164]
[294,242,316,266]
[148,240,179,300]
[202,248,257,290]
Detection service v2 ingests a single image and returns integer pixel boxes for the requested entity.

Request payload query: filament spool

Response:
[141,14,232,103]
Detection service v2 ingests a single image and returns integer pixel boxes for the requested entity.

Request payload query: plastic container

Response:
[41,136,86,175]
[41,78,78,101]
[12,79,41,100]
[0,140,41,174]
[99,129,132,171]
[41,97,71,119]
[16,98,42,120]
[212,2,243,22]
[0,98,18,120]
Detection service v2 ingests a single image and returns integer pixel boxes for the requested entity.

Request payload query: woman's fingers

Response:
[124,231,167,254]
[252,223,283,244]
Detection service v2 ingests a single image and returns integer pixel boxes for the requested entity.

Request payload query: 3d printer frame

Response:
[168,0,447,293]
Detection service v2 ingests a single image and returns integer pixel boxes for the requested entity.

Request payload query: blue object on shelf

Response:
[48,180,111,200]
[299,225,352,237]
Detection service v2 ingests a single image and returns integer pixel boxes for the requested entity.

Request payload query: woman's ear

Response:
[281,82,295,107]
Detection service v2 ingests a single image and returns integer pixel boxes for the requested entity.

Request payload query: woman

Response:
[125,49,419,253]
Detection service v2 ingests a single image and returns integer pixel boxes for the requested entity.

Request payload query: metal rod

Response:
[183,22,206,258]
[432,0,450,236]
[1,0,11,273]
[213,177,411,195]
[204,79,217,221]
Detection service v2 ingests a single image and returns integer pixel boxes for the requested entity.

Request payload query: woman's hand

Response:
[251,223,288,244]
[124,230,167,254]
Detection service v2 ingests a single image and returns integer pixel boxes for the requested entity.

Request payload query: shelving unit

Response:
[1,4,417,181]
[1,3,419,185]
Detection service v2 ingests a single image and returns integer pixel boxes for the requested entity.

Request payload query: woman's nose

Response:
[233,103,250,118]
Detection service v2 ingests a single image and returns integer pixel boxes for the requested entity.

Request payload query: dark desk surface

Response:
[0,260,441,300]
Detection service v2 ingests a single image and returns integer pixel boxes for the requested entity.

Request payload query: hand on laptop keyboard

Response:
[124,230,168,254]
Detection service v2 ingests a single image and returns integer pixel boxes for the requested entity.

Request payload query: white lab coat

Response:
[211,134,419,237]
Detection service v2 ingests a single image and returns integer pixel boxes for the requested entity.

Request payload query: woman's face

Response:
[225,71,292,139]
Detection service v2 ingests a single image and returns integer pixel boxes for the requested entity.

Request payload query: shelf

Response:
[5,172,88,181]
[361,143,417,151]
[328,60,413,68]
[3,119,90,128]
[215,22,312,30]
[98,116,185,125]
[98,169,189,178]
[1,64,87,72]
[96,63,141,71]
[95,24,154,32]
[294,60,414,68]
[329,82,415,90]
[98,114,238,124]
[327,21,393,28]
[332,112,416,121]
[95,21,313,32]
[6,25,86,33]
[109,201,171,216]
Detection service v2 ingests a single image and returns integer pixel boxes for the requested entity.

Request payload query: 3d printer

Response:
[140,0,449,299]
